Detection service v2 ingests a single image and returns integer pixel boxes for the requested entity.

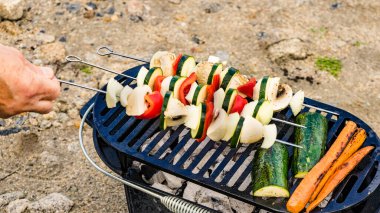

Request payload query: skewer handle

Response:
[97,46,150,63]
[58,79,106,94]
[65,55,136,80]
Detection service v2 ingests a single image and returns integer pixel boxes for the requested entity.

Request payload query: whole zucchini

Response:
[292,112,328,178]
[252,143,289,197]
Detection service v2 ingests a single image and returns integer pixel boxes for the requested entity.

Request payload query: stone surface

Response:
[37,42,66,63]
[0,0,24,20]
[0,21,22,35]
[6,199,30,213]
[267,38,309,64]
[28,193,73,213]
[126,0,144,22]
[0,192,26,207]
[168,0,181,4]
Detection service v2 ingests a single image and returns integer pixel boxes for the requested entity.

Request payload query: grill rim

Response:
[84,64,380,213]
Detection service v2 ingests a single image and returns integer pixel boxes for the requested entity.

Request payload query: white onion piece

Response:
[126,85,152,116]
[240,116,264,143]
[136,67,149,87]
[290,90,304,116]
[185,82,198,104]
[207,109,228,141]
[261,124,277,149]
[160,76,173,97]
[119,85,133,107]
[106,78,124,108]
[213,88,225,110]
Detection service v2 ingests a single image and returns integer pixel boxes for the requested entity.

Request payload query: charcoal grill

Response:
[78,63,380,213]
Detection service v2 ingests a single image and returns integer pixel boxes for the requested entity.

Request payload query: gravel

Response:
[0,0,24,20]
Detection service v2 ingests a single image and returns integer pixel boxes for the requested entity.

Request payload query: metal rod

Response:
[58,79,106,94]
[276,139,303,149]
[271,117,306,128]
[303,103,339,116]
[65,55,136,80]
[97,46,149,63]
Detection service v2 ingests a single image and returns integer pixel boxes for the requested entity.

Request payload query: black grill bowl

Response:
[81,64,380,213]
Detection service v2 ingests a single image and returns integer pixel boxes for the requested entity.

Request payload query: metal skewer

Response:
[276,139,303,149]
[60,79,303,149]
[58,79,106,94]
[303,103,339,116]
[271,118,306,129]
[97,46,149,63]
[96,46,339,117]
[65,55,136,80]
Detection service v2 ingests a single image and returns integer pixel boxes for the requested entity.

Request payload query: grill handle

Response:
[79,103,212,213]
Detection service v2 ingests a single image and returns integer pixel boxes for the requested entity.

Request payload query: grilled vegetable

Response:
[190,103,207,139]
[119,85,133,107]
[195,61,213,85]
[230,117,244,148]
[127,85,152,116]
[159,92,173,130]
[183,105,198,130]
[261,124,277,149]
[137,67,149,87]
[237,77,256,99]
[241,100,273,125]
[160,76,173,96]
[222,88,237,113]
[179,72,197,105]
[191,84,207,105]
[176,55,196,77]
[172,54,182,73]
[150,51,176,76]
[222,112,240,141]
[227,74,249,91]
[286,121,357,213]
[144,67,163,89]
[205,74,220,103]
[185,82,198,104]
[290,90,304,116]
[169,76,186,99]
[153,76,165,92]
[252,142,289,197]
[310,128,367,202]
[272,83,293,112]
[293,112,328,178]
[207,63,223,85]
[197,102,214,142]
[230,95,248,114]
[240,116,264,144]
[220,67,239,90]
[135,91,163,119]
[106,78,124,108]
[207,108,228,141]
[165,95,188,127]
[253,76,279,101]
[213,88,225,110]
[306,146,374,213]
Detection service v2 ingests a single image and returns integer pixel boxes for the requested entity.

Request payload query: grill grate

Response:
[85,64,380,212]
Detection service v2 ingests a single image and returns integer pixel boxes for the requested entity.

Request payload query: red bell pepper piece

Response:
[229,95,248,114]
[172,53,182,76]
[135,91,163,119]
[153,76,165,92]
[178,72,197,105]
[237,77,256,99]
[196,102,214,142]
[205,74,220,103]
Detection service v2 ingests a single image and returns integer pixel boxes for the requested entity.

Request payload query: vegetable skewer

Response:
[58,80,302,149]
[96,46,340,116]
[66,57,306,129]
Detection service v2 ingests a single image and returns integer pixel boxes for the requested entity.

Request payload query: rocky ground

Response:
[0,0,379,212]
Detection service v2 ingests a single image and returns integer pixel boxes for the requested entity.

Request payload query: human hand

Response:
[0,44,60,118]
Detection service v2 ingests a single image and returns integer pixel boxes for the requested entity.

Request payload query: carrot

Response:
[310,128,367,202]
[286,121,357,213]
[306,146,374,213]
